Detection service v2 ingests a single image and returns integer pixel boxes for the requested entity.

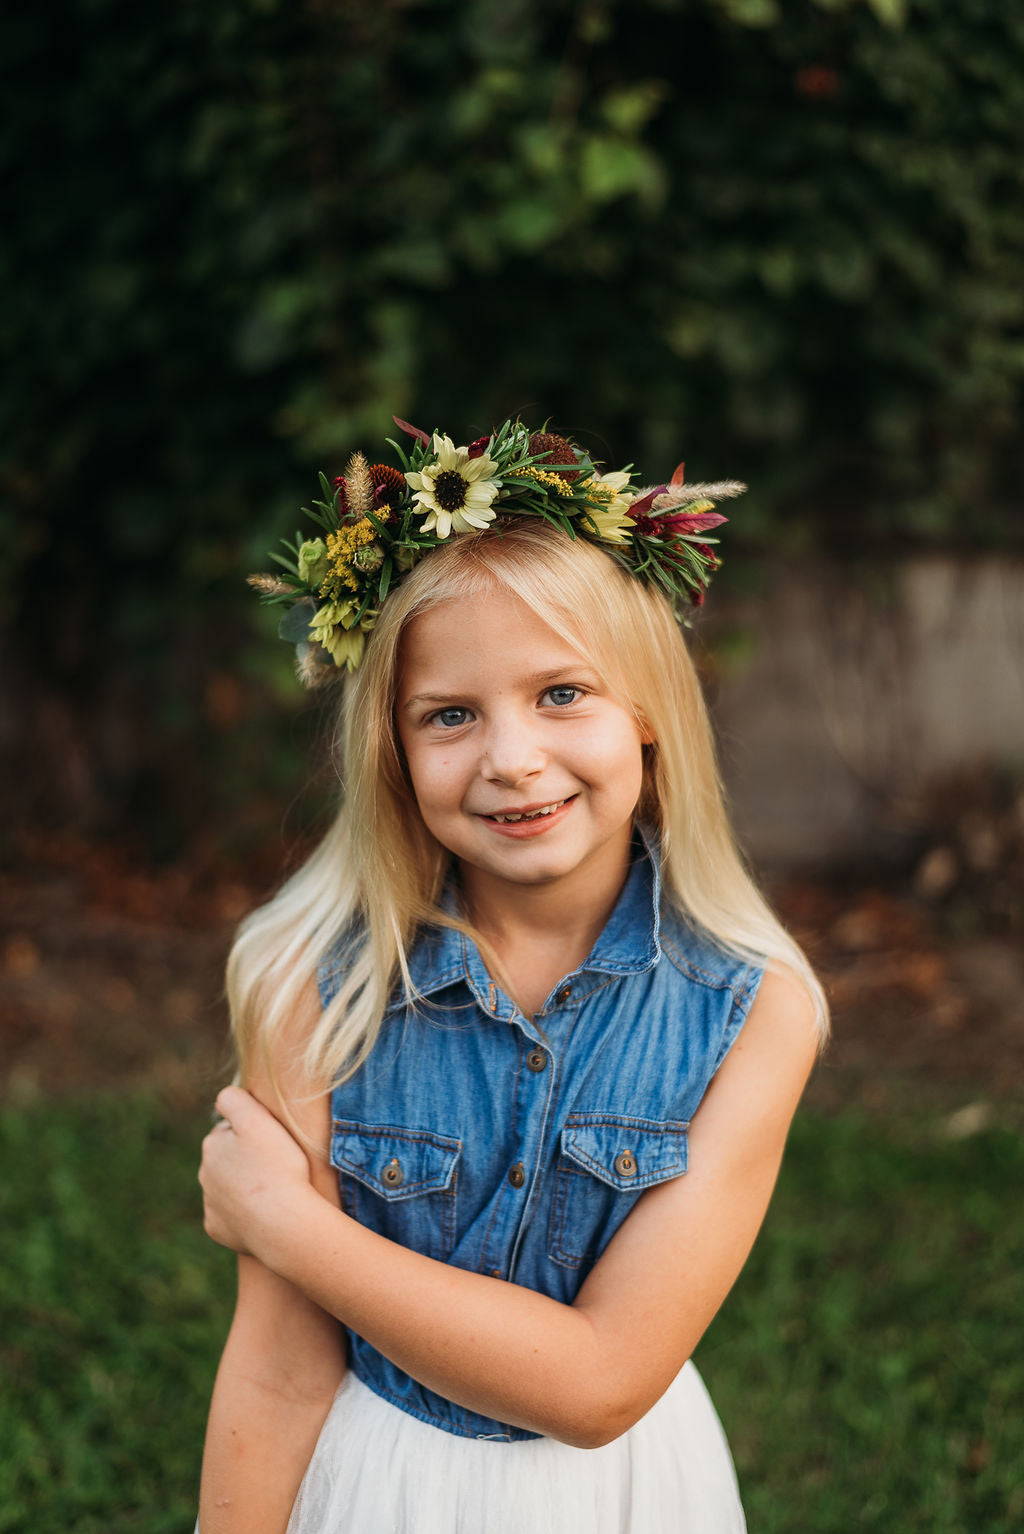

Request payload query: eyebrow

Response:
[401,666,602,712]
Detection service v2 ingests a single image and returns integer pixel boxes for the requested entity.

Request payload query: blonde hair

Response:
[228,521,828,1099]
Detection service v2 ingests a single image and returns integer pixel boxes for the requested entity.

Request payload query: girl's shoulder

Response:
[652,904,767,1084]
[657,902,764,1005]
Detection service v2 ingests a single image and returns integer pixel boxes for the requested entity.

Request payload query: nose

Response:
[479,705,545,787]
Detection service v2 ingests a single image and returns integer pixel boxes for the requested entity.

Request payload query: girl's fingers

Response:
[214,1084,240,1120]
[214,1084,254,1126]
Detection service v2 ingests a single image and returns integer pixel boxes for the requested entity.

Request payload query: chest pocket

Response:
[330,1121,462,1262]
[548,1114,689,1270]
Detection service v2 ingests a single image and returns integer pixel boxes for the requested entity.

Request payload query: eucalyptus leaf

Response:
[278,599,317,643]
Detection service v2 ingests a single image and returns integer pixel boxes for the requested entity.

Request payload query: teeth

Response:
[492,800,565,824]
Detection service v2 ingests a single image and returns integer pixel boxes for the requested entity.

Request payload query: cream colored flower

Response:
[580,506,634,544]
[579,469,635,544]
[406,433,500,538]
[588,469,633,508]
[310,601,366,672]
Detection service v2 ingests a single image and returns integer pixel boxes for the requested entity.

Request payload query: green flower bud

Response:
[352,543,384,574]
[297,538,328,588]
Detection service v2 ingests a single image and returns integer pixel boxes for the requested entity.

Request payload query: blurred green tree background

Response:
[3,0,1022,849]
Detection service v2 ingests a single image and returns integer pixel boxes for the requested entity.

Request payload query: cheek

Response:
[569,721,644,783]
[600,736,646,813]
[404,746,463,813]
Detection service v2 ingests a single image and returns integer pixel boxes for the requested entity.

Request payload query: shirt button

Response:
[491,1268,502,1279]
[382,1158,404,1187]
[614,1150,637,1179]
[557,986,572,1003]
[508,1161,525,1188]
[526,1048,547,1072]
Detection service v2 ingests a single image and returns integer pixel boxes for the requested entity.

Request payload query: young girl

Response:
[197,419,826,1534]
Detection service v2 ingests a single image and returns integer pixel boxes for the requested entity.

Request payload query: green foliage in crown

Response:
[248,417,746,682]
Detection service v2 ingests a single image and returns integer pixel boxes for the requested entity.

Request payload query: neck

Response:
[458,828,634,979]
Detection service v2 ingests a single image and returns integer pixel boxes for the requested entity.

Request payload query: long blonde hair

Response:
[228,521,828,1097]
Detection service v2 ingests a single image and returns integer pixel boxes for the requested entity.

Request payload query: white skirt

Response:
[286,1362,746,1534]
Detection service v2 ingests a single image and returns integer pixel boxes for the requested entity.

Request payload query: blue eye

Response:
[545,686,580,707]
[433,707,470,728]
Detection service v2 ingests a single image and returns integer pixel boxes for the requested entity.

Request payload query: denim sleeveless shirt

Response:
[317,825,764,1442]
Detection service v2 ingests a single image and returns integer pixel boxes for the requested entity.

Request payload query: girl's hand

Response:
[199,1085,313,1259]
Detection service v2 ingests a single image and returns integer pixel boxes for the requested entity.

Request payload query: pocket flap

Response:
[331,1121,461,1200]
[560,1115,688,1191]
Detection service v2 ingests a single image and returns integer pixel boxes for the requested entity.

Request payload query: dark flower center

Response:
[433,468,468,511]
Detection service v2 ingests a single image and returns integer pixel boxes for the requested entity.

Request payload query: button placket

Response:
[505,1002,560,1283]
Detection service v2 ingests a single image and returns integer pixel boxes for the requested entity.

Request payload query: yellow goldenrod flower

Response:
[320,519,380,597]
[507,465,574,496]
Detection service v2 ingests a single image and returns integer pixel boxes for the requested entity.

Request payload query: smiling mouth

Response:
[484,798,573,824]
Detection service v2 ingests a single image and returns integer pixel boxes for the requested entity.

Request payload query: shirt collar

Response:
[391,821,662,1016]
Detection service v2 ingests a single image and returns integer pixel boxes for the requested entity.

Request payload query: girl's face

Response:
[395,589,646,901]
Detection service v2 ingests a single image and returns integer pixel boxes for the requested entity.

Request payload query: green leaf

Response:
[496,198,563,252]
[353,585,376,627]
[302,503,336,534]
[385,436,412,472]
[601,82,670,136]
[866,0,908,27]
[717,0,780,25]
[579,136,667,209]
[362,505,390,538]
[268,550,301,577]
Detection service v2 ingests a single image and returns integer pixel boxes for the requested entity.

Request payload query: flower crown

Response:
[249,416,746,683]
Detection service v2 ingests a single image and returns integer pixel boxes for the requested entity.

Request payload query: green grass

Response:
[699,1112,1024,1533]
[0,1098,235,1534]
[1,1099,1020,1532]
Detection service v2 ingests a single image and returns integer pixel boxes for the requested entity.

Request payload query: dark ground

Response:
[3,824,1023,1122]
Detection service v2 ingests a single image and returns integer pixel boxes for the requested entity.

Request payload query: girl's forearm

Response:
[199,1259,347,1533]
[199,1362,332,1534]
[257,1188,621,1448]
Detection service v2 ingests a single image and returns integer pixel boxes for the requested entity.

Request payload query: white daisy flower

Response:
[406,433,500,538]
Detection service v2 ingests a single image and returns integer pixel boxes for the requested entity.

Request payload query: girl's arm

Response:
[198,1257,344,1534]
[201,968,817,1450]
[198,993,346,1534]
